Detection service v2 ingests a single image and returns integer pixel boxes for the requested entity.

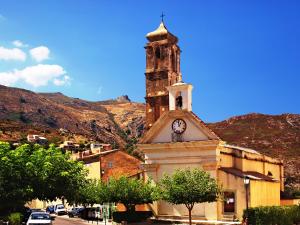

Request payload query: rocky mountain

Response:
[0,85,144,147]
[208,113,300,187]
[0,85,299,186]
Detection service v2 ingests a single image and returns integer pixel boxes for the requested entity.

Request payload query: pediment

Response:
[140,110,219,144]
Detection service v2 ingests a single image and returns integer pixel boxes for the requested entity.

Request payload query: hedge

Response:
[112,211,152,223]
[244,205,300,225]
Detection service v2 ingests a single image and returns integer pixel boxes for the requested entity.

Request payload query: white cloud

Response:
[0,70,19,86]
[53,75,71,86]
[30,46,50,62]
[0,46,26,61]
[0,64,69,87]
[12,40,28,48]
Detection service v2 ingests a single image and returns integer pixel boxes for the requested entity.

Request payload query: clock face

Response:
[172,119,186,134]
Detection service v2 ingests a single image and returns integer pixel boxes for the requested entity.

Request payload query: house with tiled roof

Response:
[76,148,143,182]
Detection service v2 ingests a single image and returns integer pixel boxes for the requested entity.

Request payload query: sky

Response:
[0,1,299,122]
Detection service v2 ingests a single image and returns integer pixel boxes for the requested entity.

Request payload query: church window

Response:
[155,47,161,59]
[108,162,113,168]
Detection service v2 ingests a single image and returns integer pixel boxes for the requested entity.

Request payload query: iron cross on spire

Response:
[160,12,165,22]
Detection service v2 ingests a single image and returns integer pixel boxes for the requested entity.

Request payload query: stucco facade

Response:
[139,117,283,221]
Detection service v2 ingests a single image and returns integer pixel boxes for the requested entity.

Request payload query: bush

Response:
[8,212,22,225]
[112,211,152,223]
[244,205,300,225]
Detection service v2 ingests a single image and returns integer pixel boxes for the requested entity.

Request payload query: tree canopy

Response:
[68,179,109,206]
[160,168,221,225]
[106,176,158,212]
[0,142,87,215]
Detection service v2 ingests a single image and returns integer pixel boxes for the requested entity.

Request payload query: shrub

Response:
[112,211,152,223]
[244,205,300,225]
[8,212,22,225]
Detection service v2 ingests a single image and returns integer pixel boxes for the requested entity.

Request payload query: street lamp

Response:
[244,175,250,224]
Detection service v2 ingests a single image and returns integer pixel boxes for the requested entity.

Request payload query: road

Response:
[53,216,111,225]
[53,216,88,225]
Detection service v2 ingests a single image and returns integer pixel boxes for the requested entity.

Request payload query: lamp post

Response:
[244,175,250,224]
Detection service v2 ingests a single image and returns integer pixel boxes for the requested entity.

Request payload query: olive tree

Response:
[68,179,109,206]
[106,176,158,212]
[0,141,87,215]
[160,168,221,225]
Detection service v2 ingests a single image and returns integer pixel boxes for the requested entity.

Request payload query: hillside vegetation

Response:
[0,85,299,187]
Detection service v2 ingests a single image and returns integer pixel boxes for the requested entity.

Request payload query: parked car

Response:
[54,204,67,215]
[26,212,52,225]
[31,208,44,212]
[46,205,55,214]
[68,207,84,217]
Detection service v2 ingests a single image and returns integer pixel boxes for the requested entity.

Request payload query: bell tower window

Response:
[167,82,193,112]
[155,48,161,59]
[172,51,176,72]
[176,92,183,109]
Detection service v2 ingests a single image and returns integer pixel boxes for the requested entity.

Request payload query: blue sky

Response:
[0,1,299,122]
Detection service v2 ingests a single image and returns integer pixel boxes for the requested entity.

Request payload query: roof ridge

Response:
[190,111,220,140]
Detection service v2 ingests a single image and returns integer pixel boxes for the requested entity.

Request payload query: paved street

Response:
[53,216,87,225]
[53,215,112,225]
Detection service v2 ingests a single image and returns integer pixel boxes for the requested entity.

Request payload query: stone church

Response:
[138,21,284,221]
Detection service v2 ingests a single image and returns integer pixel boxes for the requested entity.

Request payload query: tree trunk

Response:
[188,208,192,225]
[124,204,135,213]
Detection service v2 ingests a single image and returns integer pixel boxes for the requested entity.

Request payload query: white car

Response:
[54,204,67,215]
[26,212,52,225]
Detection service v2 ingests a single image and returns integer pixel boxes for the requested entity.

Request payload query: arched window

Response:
[176,92,183,109]
[171,51,176,71]
[155,47,161,59]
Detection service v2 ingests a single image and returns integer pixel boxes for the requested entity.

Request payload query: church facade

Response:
[138,21,284,221]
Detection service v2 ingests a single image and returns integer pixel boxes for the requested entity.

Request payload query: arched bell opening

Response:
[175,91,183,110]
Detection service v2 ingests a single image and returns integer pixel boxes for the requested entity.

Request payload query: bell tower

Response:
[145,21,181,129]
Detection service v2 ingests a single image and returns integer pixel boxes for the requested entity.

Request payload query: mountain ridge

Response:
[0,85,299,187]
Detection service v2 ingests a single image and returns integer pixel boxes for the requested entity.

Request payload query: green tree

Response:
[106,176,157,212]
[160,168,221,225]
[68,179,109,207]
[0,141,87,215]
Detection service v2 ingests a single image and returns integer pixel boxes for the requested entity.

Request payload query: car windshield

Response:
[57,205,64,209]
[31,213,50,220]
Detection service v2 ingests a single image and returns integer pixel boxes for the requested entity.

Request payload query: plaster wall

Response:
[85,161,100,179]
[156,163,217,219]
[219,154,234,167]
[263,162,281,180]
[142,143,219,220]
[250,180,280,207]
[152,119,209,143]
[218,170,247,220]
[219,152,281,182]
